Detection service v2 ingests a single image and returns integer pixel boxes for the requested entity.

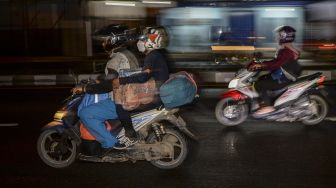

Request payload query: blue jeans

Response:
[78,99,118,148]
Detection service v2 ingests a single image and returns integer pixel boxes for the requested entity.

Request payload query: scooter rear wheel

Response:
[147,128,188,169]
[215,97,249,126]
[302,95,328,125]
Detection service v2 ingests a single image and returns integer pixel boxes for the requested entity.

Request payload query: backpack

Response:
[159,71,197,109]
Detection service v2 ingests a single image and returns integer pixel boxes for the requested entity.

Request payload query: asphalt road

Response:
[1,88,336,188]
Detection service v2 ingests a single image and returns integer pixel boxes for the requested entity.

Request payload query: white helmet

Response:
[137,26,168,52]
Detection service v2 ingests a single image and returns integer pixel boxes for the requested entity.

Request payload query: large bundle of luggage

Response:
[114,70,198,110]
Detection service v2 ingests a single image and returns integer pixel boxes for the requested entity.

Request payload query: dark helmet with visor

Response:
[274,25,296,44]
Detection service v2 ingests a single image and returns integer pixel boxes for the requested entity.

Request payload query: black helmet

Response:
[274,25,296,44]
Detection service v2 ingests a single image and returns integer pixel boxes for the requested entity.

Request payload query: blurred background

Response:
[0,0,335,91]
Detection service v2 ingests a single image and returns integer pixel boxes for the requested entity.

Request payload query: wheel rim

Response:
[222,104,241,119]
[150,131,186,167]
[218,99,246,122]
[306,97,327,122]
[40,130,76,166]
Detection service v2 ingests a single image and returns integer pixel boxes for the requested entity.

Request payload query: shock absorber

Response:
[151,123,162,141]
[159,124,166,135]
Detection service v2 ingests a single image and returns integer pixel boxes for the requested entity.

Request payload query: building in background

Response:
[0,0,333,56]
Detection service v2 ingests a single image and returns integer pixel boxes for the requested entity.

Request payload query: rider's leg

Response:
[116,99,163,138]
[78,99,119,149]
[254,75,282,114]
[255,75,273,103]
[116,104,137,138]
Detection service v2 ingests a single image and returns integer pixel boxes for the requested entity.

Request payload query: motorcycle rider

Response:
[73,26,169,155]
[248,25,302,116]
[112,26,169,146]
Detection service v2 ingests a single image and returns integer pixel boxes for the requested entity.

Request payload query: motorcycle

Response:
[215,64,329,126]
[37,84,196,169]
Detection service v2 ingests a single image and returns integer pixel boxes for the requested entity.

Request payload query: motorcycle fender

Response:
[166,115,197,140]
[221,90,247,101]
[42,121,65,133]
[308,86,332,106]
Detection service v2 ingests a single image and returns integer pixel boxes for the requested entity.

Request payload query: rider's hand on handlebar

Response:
[246,61,256,68]
[71,85,84,94]
[248,64,264,71]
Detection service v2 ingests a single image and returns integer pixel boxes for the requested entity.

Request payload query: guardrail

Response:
[0,56,336,88]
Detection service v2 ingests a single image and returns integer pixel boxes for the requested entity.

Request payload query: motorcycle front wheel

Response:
[37,129,77,168]
[147,128,188,169]
[215,97,249,126]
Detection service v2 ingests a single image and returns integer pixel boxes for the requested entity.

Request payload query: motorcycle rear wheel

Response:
[147,128,188,169]
[302,95,328,125]
[37,129,77,168]
[215,97,249,126]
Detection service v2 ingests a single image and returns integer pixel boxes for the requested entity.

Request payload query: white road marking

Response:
[0,123,19,127]
[34,75,56,85]
[0,76,13,86]
[326,117,336,122]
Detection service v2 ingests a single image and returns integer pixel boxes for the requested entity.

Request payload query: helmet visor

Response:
[138,35,147,42]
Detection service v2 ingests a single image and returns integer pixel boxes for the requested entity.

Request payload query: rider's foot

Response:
[113,136,139,150]
[254,106,276,116]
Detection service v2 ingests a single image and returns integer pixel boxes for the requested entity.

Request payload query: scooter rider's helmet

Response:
[137,26,168,53]
[274,25,296,44]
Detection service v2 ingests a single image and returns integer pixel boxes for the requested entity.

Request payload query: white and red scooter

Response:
[215,64,328,126]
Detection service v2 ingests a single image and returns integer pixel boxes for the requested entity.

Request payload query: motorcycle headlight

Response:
[228,79,239,88]
[54,111,67,121]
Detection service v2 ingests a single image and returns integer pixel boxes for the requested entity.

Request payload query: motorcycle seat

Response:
[294,72,322,83]
[267,72,322,98]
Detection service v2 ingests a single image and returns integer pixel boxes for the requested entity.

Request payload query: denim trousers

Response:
[78,99,118,148]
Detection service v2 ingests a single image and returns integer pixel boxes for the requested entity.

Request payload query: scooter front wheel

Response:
[37,129,77,168]
[215,97,249,126]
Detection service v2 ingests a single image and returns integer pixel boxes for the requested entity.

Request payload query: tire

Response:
[215,97,249,126]
[302,95,328,125]
[37,129,77,168]
[105,49,139,74]
[147,128,188,169]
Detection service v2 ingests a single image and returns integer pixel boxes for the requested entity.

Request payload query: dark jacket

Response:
[262,47,301,82]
